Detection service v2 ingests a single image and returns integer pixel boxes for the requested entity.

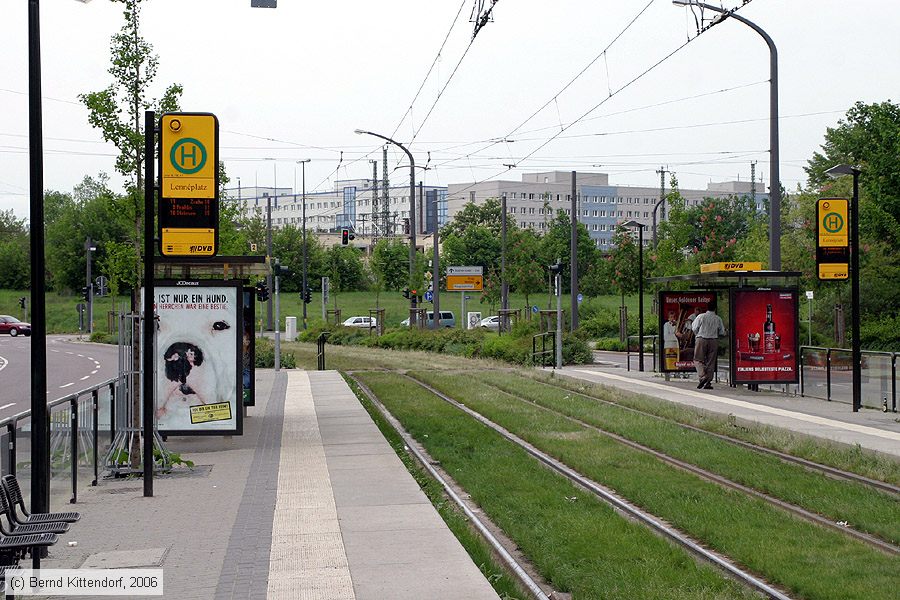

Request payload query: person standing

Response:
[663,311,680,370]
[692,302,726,389]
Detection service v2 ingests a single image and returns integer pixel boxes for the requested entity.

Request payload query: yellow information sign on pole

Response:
[816,198,849,280]
[160,114,218,198]
[158,113,219,256]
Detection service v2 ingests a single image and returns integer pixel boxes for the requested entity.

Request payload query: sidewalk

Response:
[558,364,900,459]
[41,370,499,600]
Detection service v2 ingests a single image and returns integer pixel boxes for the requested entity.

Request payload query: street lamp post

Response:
[297,159,311,330]
[673,0,781,270]
[355,129,418,325]
[624,221,646,371]
[826,164,861,412]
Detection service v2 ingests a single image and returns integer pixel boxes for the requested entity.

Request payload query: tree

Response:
[370,239,409,291]
[539,213,599,292]
[604,225,640,302]
[325,246,367,293]
[0,209,29,289]
[441,226,500,272]
[271,225,326,293]
[440,197,504,238]
[507,228,545,309]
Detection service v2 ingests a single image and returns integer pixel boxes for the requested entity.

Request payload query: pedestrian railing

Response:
[625,335,658,372]
[799,346,897,411]
[316,332,331,370]
[532,333,556,368]
[1,378,117,514]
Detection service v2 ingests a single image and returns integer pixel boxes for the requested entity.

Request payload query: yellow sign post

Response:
[158,113,219,256]
[446,275,484,291]
[816,198,849,280]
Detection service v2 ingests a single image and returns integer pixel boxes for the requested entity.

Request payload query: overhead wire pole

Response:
[299,159,310,330]
[652,166,669,248]
[570,171,578,331]
[356,130,418,325]
[673,0,780,269]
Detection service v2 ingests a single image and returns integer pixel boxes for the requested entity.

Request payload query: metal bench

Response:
[0,485,69,537]
[1,475,80,525]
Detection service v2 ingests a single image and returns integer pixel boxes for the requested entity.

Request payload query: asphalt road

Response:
[0,334,119,421]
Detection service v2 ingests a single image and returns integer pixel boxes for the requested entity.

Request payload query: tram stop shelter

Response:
[649,262,802,390]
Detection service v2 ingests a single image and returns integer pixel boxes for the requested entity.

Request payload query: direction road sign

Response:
[531,305,539,314]
[577,293,583,304]
[447,266,483,276]
[424,290,434,302]
[447,275,483,291]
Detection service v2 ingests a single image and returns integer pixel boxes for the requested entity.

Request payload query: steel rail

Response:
[346,374,552,600]
[532,373,900,496]
[400,374,793,600]
[474,377,899,555]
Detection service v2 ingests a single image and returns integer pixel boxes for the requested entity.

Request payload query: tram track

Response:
[385,372,795,600]
[526,372,900,497]
[470,375,899,555]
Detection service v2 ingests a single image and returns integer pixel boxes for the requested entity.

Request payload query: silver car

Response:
[479,315,500,331]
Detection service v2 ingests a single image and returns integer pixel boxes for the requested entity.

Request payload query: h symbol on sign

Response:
[179,143,198,167]
[826,215,841,231]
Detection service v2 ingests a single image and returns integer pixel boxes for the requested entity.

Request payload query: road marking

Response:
[65,351,74,355]
[80,376,90,381]
[59,383,74,389]
[76,354,84,358]
[91,369,98,375]
[50,349,60,353]
[0,403,14,411]
[87,356,95,361]
[0,356,7,372]
[570,369,900,443]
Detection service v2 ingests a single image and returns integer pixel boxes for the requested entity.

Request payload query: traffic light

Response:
[402,288,410,299]
[548,262,563,276]
[302,287,312,304]
[410,289,417,300]
[255,281,269,302]
[18,297,25,309]
[341,229,349,245]
[80,286,90,301]
[274,264,291,277]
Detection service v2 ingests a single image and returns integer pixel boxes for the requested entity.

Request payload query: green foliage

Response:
[540,213,599,292]
[441,226,500,272]
[254,337,296,368]
[440,197,504,238]
[859,314,900,351]
[0,209,29,289]
[154,447,194,470]
[507,228,545,306]
[271,225,327,293]
[325,246,367,292]
[370,238,409,291]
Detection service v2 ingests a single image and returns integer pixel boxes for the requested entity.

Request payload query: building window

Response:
[529,207,535,214]
[520,207,526,214]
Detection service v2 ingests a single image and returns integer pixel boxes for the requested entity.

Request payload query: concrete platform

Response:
[560,365,900,459]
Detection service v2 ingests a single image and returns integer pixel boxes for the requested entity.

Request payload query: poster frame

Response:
[729,287,800,385]
[657,290,717,373]
[153,279,243,437]
[242,287,256,407]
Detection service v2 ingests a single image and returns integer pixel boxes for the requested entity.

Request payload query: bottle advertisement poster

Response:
[150,281,243,436]
[658,291,717,373]
[729,288,799,384]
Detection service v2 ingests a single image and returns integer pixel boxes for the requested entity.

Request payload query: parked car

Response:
[400,311,456,329]
[479,315,500,331]
[342,316,377,329]
[0,316,31,337]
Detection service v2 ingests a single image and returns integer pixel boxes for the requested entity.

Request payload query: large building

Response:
[446,171,768,248]
[224,179,449,237]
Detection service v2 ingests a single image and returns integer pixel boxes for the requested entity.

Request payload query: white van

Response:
[400,311,456,328]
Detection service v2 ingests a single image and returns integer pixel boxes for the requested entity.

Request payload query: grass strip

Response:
[474,370,900,544]
[355,371,756,600]
[412,370,898,600]
[342,373,527,600]
[534,371,900,486]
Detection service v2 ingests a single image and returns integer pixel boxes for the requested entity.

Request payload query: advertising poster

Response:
[152,281,243,436]
[730,289,799,384]
[242,288,256,407]
[658,291,717,372]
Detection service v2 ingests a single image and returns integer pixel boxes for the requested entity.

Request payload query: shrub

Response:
[860,315,900,352]
[255,336,296,368]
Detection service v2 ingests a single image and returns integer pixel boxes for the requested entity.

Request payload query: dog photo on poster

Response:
[730,288,799,385]
[150,281,243,435]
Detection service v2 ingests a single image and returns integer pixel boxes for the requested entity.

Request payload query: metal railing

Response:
[316,332,331,370]
[799,346,897,411]
[625,335,658,372]
[532,332,556,368]
[1,378,117,512]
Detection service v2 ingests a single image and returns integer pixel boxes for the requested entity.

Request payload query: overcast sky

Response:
[1,0,898,220]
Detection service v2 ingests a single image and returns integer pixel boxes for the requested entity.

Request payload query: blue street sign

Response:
[424,290,434,302]
[577,293,584,304]
[531,305,539,314]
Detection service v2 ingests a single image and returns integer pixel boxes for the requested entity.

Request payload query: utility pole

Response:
[432,192,440,330]
[501,194,508,331]
[266,195,273,330]
[299,159,310,330]
[652,166,669,248]
[750,161,757,206]
[419,181,424,234]
[570,171,578,331]
[370,159,378,241]
[85,237,96,335]
[382,147,390,237]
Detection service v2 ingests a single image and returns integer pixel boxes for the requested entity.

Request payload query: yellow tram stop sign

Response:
[159,113,219,257]
[816,198,849,280]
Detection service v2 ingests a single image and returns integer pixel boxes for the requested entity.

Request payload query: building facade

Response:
[446,171,768,248]
[224,180,448,237]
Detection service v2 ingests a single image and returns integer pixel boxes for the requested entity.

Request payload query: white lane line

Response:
[80,376,90,381]
[91,369,98,375]
[59,383,74,389]
[0,403,14,411]
[76,354,85,358]
[0,356,7,372]
[570,369,900,443]
[50,349,60,353]
[87,357,95,361]
[65,351,74,355]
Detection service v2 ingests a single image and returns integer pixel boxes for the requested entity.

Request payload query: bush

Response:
[89,331,117,345]
[860,315,900,352]
[255,336,296,368]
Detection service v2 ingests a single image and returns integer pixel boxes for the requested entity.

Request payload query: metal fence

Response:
[0,378,117,513]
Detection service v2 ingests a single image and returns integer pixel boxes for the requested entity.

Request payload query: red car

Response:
[0,316,31,337]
